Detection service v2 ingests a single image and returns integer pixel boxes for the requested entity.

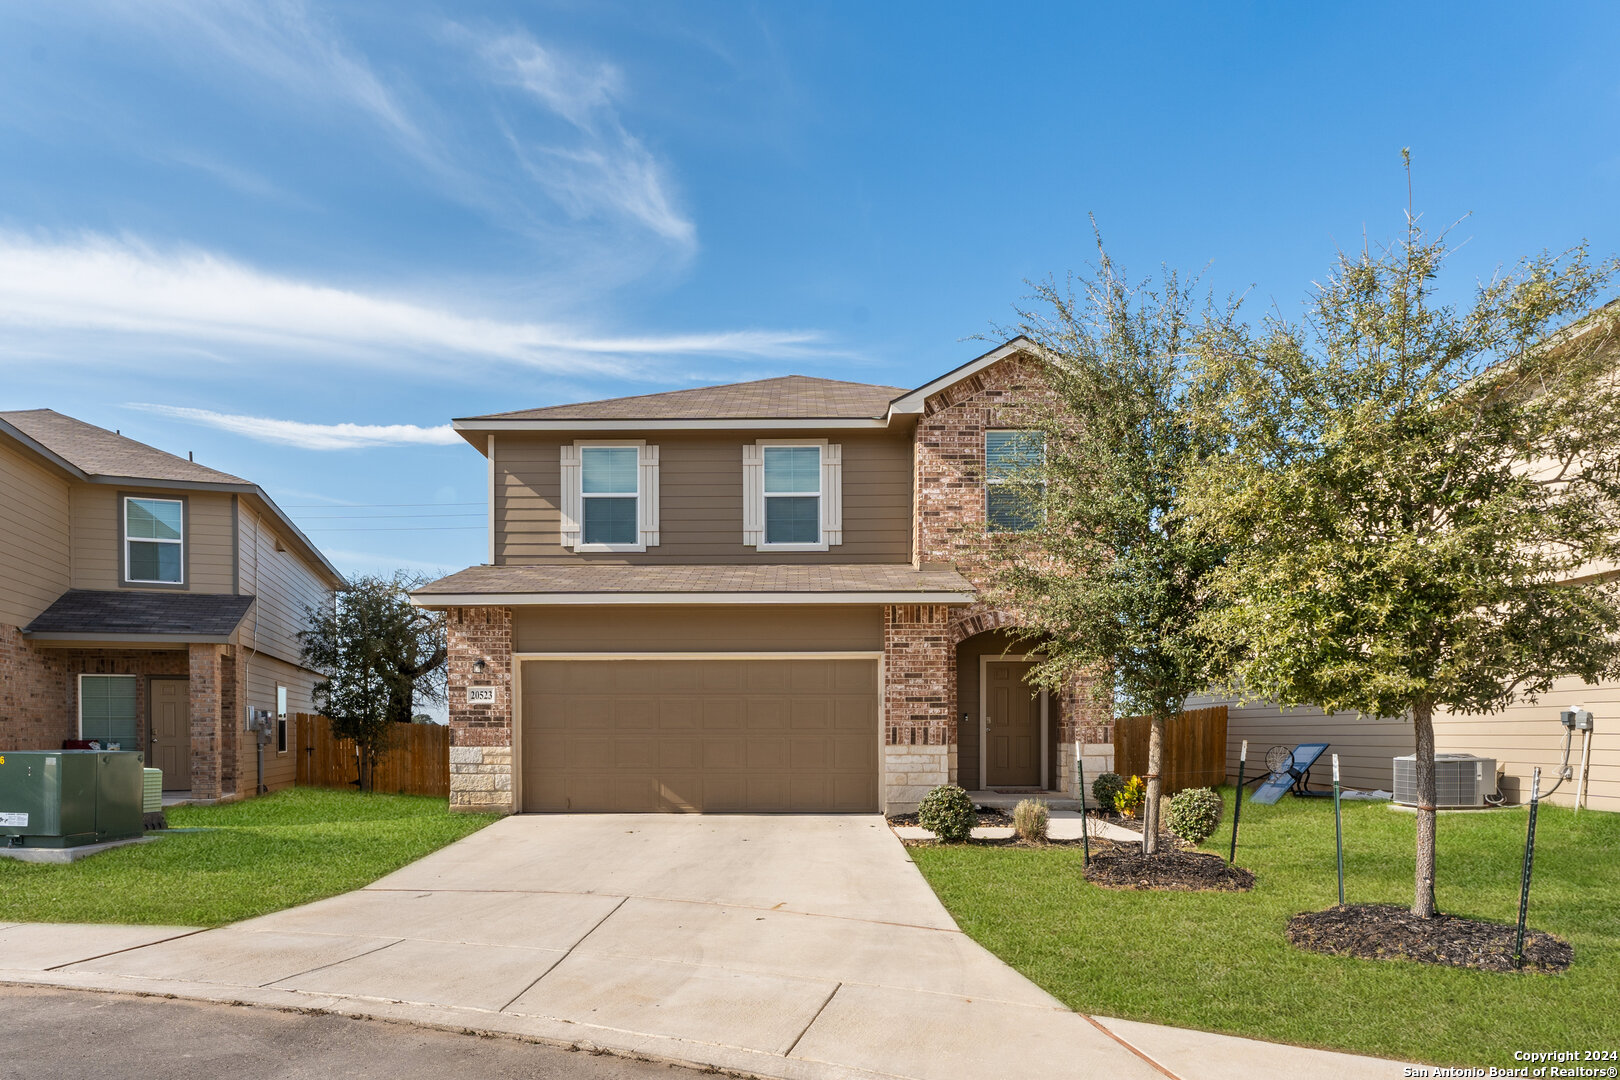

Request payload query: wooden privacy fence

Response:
[1112,705,1229,793]
[293,712,450,797]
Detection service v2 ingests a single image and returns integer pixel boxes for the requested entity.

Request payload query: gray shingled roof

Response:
[461,376,905,422]
[414,562,974,597]
[23,590,256,639]
[0,409,249,484]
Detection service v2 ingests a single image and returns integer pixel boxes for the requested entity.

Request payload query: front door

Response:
[984,661,1042,788]
[149,677,189,790]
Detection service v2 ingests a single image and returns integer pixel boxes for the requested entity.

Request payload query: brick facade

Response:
[446,605,515,812]
[894,352,1112,801]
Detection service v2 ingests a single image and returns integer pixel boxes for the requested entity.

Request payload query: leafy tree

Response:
[1189,196,1620,915]
[300,572,447,790]
[992,248,1229,853]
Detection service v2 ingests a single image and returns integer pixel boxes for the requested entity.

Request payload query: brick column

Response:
[1062,675,1115,805]
[882,604,955,814]
[188,642,224,800]
[447,606,514,813]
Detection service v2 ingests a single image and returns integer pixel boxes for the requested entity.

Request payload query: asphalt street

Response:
[0,986,687,1080]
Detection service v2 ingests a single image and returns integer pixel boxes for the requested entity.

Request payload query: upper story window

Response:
[985,429,1045,533]
[559,441,660,552]
[124,496,185,583]
[743,440,843,551]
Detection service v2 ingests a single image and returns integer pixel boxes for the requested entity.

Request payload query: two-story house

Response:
[0,409,343,801]
[413,338,1113,814]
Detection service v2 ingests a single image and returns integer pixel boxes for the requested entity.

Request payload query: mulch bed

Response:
[886,808,1012,828]
[1287,904,1573,973]
[1083,846,1255,891]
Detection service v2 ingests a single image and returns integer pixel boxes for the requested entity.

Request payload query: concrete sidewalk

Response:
[0,815,1408,1080]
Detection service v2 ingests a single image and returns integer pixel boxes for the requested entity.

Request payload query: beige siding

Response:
[1202,686,1619,812]
[69,486,236,593]
[1434,679,1618,811]
[495,431,912,564]
[513,604,883,654]
[237,502,332,668]
[241,651,323,792]
[1196,695,1412,794]
[0,439,71,627]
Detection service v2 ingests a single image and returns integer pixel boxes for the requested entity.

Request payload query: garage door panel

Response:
[521,657,878,813]
[659,738,701,769]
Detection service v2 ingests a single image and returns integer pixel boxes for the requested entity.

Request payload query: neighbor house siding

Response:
[1433,680,1618,811]
[512,604,884,654]
[0,437,72,628]
[1205,688,1618,812]
[69,486,236,593]
[240,650,321,792]
[236,501,331,667]
[493,430,913,564]
[1198,696,1411,795]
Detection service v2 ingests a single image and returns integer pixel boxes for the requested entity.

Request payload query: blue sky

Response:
[2,2,1617,579]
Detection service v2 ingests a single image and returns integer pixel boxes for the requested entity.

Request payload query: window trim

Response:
[77,673,138,749]
[984,429,1046,534]
[564,439,654,553]
[275,685,289,755]
[120,493,189,588]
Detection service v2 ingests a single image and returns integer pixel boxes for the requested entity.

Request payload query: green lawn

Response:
[909,790,1620,1067]
[0,788,498,927]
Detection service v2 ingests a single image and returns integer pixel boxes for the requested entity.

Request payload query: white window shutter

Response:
[559,444,582,549]
[822,443,843,545]
[742,444,764,546]
[638,443,660,547]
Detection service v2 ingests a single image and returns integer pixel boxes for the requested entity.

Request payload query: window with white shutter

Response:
[560,440,658,551]
[743,440,842,551]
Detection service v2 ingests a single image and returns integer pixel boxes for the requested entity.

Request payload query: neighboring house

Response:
[1202,675,1616,812]
[0,410,343,800]
[413,338,1113,814]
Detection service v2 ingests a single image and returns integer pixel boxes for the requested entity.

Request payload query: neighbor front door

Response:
[149,677,189,790]
[984,660,1042,788]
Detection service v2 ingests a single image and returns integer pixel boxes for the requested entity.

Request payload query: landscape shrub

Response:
[1091,772,1126,813]
[1012,798,1049,842]
[917,784,977,842]
[1167,787,1224,842]
[1114,775,1146,818]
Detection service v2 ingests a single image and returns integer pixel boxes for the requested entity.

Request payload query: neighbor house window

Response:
[276,685,289,754]
[559,442,659,551]
[985,430,1046,532]
[79,674,137,749]
[124,496,184,583]
[742,441,843,550]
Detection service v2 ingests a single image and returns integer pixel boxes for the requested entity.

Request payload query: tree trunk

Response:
[1143,714,1166,855]
[1412,699,1437,917]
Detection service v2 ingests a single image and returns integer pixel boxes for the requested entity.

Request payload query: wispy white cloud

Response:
[144,0,424,150]
[480,30,696,248]
[127,405,461,451]
[0,233,825,373]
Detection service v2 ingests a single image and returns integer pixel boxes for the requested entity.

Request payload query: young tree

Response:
[993,249,1229,853]
[1190,204,1620,915]
[300,572,448,790]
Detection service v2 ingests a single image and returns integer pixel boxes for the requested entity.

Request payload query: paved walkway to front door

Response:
[0,815,1404,1080]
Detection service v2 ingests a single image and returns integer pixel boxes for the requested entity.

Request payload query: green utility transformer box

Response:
[0,751,144,848]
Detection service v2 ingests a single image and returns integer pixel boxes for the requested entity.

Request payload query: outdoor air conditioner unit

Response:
[1393,754,1495,808]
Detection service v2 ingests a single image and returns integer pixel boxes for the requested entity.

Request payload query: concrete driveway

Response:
[0,815,1402,1080]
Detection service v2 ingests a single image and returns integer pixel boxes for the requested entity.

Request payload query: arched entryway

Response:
[954,627,1060,793]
